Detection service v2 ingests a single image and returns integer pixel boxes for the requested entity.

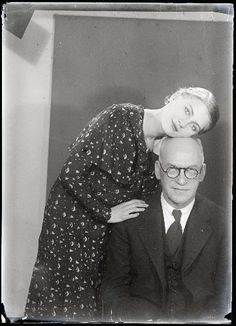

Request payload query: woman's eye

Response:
[185,107,190,115]
[191,124,198,132]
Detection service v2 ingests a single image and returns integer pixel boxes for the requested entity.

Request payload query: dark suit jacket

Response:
[100,192,231,323]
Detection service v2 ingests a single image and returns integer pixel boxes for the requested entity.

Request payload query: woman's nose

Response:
[178,118,189,129]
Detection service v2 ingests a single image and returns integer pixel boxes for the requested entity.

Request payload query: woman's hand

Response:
[108,199,149,223]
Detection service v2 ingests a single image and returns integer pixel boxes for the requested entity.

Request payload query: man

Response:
[100,138,231,323]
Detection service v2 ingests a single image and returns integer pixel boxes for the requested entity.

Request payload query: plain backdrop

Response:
[48,15,232,210]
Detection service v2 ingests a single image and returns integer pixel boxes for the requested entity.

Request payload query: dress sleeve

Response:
[58,105,138,222]
[59,144,111,223]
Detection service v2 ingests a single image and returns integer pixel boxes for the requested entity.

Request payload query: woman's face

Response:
[161,95,210,137]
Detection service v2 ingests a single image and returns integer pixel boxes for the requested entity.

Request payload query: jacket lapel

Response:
[137,194,166,289]
[182,195,213,273]
[137,194,213,285]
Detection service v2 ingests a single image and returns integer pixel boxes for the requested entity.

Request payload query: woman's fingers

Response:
[121,204,148,213]
[121,199,148,208]
[109,199,149,223]
[126,204,148,211]
[123,212,140,220]
[121,206,148,220]
[127,206,147,213]
[120,199,149,217]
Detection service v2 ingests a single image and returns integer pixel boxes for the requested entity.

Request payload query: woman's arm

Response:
[59,150,148,223]
[58,104,148,222]
[59,148,111,222]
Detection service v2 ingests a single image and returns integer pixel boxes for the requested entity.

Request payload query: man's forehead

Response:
[160,137,202,152]
[164,152,201,167]
[160,138,203,158]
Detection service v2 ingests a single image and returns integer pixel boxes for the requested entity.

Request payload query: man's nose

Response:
[176,169,188,185]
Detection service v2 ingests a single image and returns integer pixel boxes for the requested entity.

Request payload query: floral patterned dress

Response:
[25,103,159,322]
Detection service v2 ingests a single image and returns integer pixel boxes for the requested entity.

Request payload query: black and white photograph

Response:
[2,2,233,324]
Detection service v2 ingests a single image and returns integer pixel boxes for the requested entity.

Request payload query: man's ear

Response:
[155,161,161,180]
[199,163,206,182]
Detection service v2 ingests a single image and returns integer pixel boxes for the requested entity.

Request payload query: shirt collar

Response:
[161,192,195,214]
[161,192,195,233]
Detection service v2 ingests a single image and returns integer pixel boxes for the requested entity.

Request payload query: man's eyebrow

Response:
[166,163,200,168]
[187,164,201,169]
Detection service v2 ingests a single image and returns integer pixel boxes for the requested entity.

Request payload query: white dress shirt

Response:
[160,192,195,234]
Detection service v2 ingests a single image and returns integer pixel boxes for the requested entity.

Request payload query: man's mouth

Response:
[173,188,189,192]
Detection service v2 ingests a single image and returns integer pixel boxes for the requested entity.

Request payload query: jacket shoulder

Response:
[196,193,228,232]
[114,193,161,231]
[196,193,226,214]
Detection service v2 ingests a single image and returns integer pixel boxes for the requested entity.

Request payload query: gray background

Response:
[48,15,232,209]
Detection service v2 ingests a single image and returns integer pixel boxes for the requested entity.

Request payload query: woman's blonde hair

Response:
[164,87,220,133]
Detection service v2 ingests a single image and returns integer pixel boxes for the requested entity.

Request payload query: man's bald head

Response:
[159,137,204,166]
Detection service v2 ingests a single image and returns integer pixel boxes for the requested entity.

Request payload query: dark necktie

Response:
[166,209,182,255]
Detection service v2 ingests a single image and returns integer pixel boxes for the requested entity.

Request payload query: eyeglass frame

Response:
[158,161,204,180]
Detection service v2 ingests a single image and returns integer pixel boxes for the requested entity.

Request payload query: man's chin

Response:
[170,194,193,207]
[163,191,195,208]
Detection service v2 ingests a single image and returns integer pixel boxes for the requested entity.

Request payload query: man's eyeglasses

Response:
[159,162,203,180]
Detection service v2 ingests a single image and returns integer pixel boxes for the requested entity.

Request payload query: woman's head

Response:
[161,87,219,137]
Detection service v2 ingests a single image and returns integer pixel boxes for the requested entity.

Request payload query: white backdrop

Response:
[2,10,54,318]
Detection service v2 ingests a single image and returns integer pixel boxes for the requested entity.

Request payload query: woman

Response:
[25,87,219,322]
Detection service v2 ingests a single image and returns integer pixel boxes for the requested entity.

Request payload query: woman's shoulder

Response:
[105,103,144,123]
[106,103,144,114]
[69,103,144,150]
[90,103,144,124]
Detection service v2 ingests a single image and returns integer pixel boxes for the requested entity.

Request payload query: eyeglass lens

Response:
[167,167,198,179]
